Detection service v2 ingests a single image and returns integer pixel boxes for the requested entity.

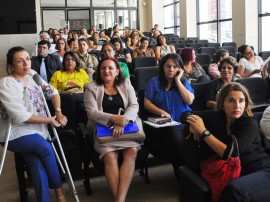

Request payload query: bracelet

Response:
[55,108,61,113]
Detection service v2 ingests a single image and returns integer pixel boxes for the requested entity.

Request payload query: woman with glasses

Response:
[101,43,130,79]
[54,38,69,62]
[238,45,268,78]
[50,51,90,94]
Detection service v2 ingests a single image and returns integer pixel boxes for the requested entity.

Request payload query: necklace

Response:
[108,95,113,101]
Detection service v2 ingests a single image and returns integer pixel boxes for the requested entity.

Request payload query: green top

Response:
[119,62,130,78]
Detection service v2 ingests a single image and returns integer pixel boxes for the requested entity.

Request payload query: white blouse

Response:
[0,70,58,142]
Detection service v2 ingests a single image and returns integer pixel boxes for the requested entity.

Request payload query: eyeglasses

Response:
[65,58,75,62]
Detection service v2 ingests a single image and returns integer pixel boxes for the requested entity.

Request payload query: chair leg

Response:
[14,153,29,202]
[82,137,92,195]
[139,163,150,184]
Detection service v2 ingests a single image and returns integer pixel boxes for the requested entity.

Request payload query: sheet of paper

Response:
[143,120,181,128]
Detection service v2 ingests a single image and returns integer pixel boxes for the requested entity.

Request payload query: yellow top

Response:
[50,69,90,92]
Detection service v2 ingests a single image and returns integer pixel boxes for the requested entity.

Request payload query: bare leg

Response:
[55,187,66,202]
[116,147,138,202]
[103,151,120,198]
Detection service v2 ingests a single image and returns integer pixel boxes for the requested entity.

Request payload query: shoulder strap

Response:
[228,135,240,157]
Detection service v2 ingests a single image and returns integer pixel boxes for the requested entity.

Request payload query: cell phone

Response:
[176,70,180,76]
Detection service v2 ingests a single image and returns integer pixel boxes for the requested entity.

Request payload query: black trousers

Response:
[143,124,185,168]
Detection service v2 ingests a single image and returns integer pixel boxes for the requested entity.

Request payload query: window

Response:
[40,0,139,32]
[163,0,180,35]
[197,0,232,43]
[259,0,270,51]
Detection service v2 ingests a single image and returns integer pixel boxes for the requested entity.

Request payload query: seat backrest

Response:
[236,77,269,103]
[195,54,211,66]
[222,42,237,48]
[220,46,237,57]
[259,51,270,61]
[207,42,221,50]
[174,43,185,50]
[132,56,157,70]
[199,47,216,61]
[196,39,208,46]
[180,40,193,47]
[188,43,203,53]
[134,66,159,92]
[190,82,210,111]
[137,89,153,120]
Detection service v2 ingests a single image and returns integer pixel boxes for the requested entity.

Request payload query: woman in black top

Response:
[187,82,270,202]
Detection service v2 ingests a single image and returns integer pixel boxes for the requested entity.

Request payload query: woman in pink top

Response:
[208,49,229,79]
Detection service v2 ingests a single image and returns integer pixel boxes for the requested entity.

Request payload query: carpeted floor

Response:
[0,148,180,202]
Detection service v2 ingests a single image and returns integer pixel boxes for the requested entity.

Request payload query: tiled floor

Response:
[0,148,180,202]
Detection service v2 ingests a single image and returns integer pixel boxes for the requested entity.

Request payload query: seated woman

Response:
[155,34,176,62]
[180,47,210,83]
[54,37,69,62]
[238,45,268,78]
[101,43,130,79]
[126,34,140,56]
[87,37,102,51]
[50,51,90,93]
[84,57,142,202]
[132,37,155,58]
[0,47,67,202]
[206,56,238,109]
[111,37,132,64]
[144,53,194,171]
[187,82,270,202]
[208,49,229,79]
[67,38,79,52]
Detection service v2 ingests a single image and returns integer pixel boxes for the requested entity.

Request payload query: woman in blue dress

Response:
[144,53,194,170]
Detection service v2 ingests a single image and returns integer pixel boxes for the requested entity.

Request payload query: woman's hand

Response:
[186,115,206,138]
[112,125,124,139]
[111,115,129,127]
[55,112,68,127]
[161,111,171,119]
[175,68,184,82]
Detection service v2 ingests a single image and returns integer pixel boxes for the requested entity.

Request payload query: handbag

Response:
[200,135,241,202]
[96,117,145,144]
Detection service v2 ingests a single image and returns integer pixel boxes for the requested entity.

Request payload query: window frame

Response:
[163,0,180,35]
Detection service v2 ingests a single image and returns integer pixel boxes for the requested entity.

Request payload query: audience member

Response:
[260,105,270,150]
[238,45,268,78]
[68,38,79,52]
[79,27,91,39]
[155,34,176,62]
[126,34,140,56]
[187,82,270,202]
[111,37,132,64]
[143,53,194,173]
[84,57,142,202]
[206,56,238,109]
[132,37,155,58]
[208,49,229,79]
[31,40,63,82]
[54,38,69,62]
[77,38,99,78]
[101,43,130,79]
[180,47,210,83]
[50,51,90,93]
[0,46,67,202]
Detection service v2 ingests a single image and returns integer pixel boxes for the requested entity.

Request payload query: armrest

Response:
[178,166,211,202]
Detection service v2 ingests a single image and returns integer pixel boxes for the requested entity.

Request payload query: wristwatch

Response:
[201,130,211,139]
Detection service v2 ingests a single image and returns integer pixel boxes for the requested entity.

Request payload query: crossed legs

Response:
[103,147,138,202]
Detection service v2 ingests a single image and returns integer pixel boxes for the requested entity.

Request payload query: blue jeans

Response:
[7,134,62,202]
[220,168,270,202]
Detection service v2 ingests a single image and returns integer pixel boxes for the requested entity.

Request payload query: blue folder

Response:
[97,122,139,137]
